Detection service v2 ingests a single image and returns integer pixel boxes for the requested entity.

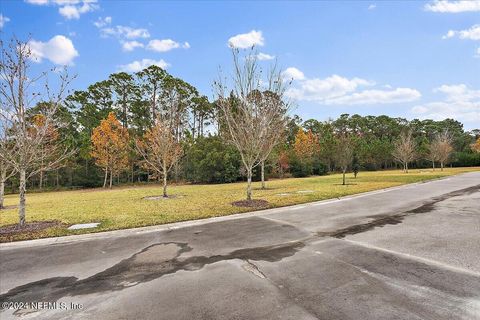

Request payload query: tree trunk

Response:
[163,164,168,198]
[261,161,266,190]
[19,169,26,226]
[441,161,444,171]
[39,170,43,190]
[405,162,409,173]
[246,168,252,201]
[0,168,6,209]
[432,161,435,171]
[56,169,60,189]
[103,168,108,188]
[342,168,346,185]
[109,170,113,188]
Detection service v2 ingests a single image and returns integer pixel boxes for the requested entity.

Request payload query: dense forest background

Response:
[6,65,479,192]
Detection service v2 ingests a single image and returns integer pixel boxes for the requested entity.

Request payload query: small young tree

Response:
[430,131,453,171]
[333,134,354,185]
[277,150,290,178]
[258,92,288,189]
[136,118,182,197]
[90,112,130,188]
[392,131,416,173]
[214,49,289,201]
[0,38,74,226]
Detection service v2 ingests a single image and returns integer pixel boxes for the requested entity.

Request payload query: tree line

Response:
[1,38,480,226]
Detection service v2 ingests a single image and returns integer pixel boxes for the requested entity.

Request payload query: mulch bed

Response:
[231,199,270,208]
[0,220,63,237]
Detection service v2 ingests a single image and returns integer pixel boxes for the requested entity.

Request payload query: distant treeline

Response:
[4,67,480,192]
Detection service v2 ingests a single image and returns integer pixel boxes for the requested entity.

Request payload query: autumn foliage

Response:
[294,129,319,160]
[91,112,130,188]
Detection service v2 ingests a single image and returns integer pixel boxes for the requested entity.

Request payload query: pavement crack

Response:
[242,259,267,279]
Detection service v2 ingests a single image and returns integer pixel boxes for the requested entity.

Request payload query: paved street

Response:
[1,172,479,320]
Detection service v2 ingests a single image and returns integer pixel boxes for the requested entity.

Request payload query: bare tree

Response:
[392,130,416,173]
[0,38,74,225]
[333,134,354,185]
[258,91,289,189]
[214,49,290,200]
[429,131,453,171]
[136,116,183,198]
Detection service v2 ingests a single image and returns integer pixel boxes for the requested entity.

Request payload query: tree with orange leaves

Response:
[277,150,289,178]
[294,129,319,161]
[136,118,183,197]
[91,112,130,188]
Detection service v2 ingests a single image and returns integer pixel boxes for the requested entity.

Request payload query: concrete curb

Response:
[0,172,473,250]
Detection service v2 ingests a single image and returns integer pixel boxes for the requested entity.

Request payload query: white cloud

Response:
[118,59,170,72]
[25,0,97,19]
[101,25,150,39]
[228,30,264,48]
[425,0,480,13]
[411,84,480,123]
[327,88,421,105]
[25,0,50,4]
[147,39,190,52]
[368,4,376,10]
[257,52,275,60]
[443,24,480,40]
[93,16,111,28]
[0,14,10,29]
[28,35,79,65]
[285,69,420,105]
[282,67,305,80]
[147,39,179,52]
[122,40,144,52]
[286,73,375,101]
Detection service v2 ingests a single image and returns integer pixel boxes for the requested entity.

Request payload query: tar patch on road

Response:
[318,184,480,238]
[406,184,479,214]
[0,241,303,306]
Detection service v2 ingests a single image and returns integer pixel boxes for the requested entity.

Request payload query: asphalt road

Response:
[1,172,479,320]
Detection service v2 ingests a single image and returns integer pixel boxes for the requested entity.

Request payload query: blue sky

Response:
[1,0,479,129]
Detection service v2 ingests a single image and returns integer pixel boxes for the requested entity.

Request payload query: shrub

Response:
[183,136,241,183]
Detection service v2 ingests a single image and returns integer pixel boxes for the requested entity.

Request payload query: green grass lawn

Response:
[1,167,479,242]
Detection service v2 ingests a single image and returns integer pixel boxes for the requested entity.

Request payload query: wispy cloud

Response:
[443,24,480,41]
[25,0,98,19]
[411,84,480,123]
[118,58,170,72]
[425,0,480,13]
[0,14,10,29]
[284,68,420,105]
